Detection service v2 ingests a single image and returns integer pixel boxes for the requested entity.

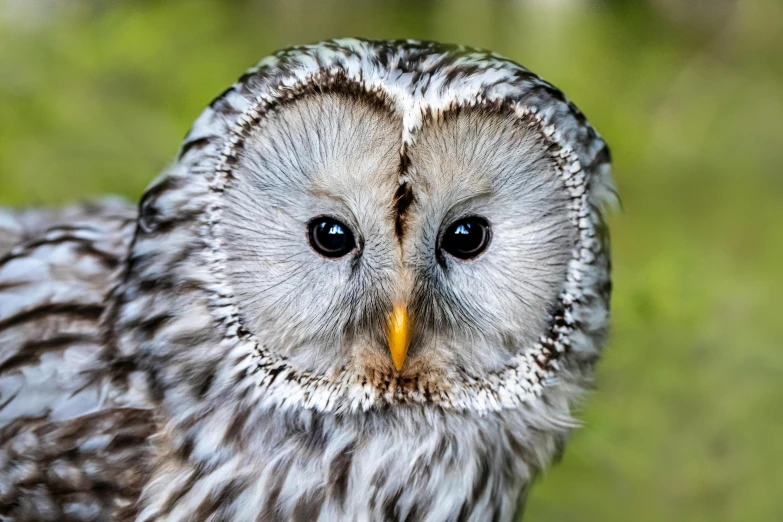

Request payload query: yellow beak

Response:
[387,304,411,371]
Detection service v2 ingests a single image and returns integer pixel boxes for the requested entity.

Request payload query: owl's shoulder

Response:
[0,199,158,520]
[0,197,136,257]
[0,197,141,425]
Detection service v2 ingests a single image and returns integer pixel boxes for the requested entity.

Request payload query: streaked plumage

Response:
[0,39,614,521]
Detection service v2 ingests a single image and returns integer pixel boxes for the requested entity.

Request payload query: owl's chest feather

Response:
[137,408,542,522]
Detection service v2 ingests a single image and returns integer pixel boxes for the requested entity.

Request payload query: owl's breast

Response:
[137,406,557,522]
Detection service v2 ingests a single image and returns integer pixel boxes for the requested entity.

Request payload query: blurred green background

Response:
[1,0,781,520]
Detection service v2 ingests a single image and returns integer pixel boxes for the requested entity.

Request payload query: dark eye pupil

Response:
[442,217,491,260]
[308,217,356,258]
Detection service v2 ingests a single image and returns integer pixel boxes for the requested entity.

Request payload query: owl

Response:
[0,39,614,521]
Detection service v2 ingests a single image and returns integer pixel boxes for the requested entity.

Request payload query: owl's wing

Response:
[0,198,155,519]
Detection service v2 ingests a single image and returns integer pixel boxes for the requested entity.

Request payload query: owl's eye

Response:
[441,216,491,260]
[308,217,357,258]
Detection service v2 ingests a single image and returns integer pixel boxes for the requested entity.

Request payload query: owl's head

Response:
[122,39,614,416]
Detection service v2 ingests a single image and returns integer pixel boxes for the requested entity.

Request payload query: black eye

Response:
[308,217,356,258]
[441,216,491,260]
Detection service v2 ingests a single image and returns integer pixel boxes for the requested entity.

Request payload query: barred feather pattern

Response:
[0,39,613,521]
[0,200,155,521]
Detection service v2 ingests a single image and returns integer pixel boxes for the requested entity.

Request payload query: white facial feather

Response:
[404,108,576,372]
[223,93,401,374]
